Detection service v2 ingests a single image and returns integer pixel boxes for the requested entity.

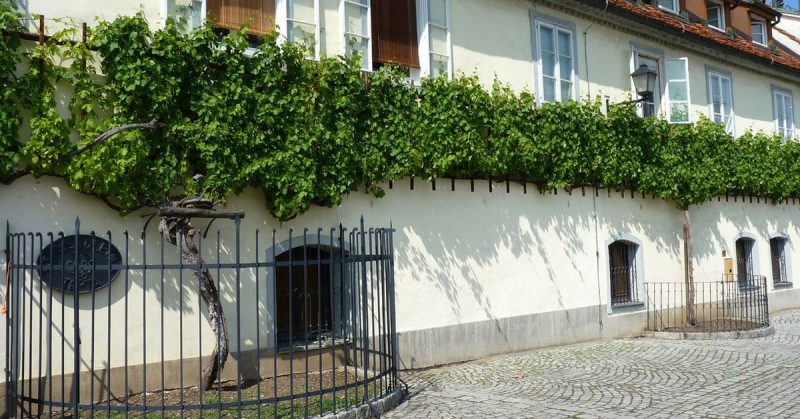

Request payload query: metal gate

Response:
[4,216,399,417]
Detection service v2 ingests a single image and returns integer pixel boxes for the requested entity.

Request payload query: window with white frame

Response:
[665,58,690,123]
[534,18,576,104]
[751,20,767,46]
[342,0,371,70]
[609,240,640,307]
[427,0,450,77]
[706,2,725,32]
[166,0,205,31]
[286,0,318,57]
[774,88,795,141]
[658,0,679,14]
[632,50,661,117]
[770,237,792,287]
[707,69,734,134]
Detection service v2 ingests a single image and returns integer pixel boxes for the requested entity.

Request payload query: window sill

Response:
[708,25,725,34]
[774,282,794,290]
[611,301,645,313]
[277,338,350,354]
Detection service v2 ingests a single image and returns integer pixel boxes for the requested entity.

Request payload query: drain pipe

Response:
[585,22,604,337]
[593,187,604,337]
[583,22,595,99]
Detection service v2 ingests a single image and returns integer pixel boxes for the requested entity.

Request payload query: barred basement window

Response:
[609,240,639,307]
[770,237,792,288]
[735,237,756,287]
[275,245,336,347]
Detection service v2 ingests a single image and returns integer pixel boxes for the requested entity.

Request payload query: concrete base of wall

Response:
[396,304,649,369]
[769,287,800,313]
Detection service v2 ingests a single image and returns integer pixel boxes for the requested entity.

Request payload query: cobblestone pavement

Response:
[385,310,800,418]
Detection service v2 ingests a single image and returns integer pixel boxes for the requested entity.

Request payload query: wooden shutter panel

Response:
[207,0,275,35]
[371,0,420,68]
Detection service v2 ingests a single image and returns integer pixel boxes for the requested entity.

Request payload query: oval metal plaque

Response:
[37,235,122,293]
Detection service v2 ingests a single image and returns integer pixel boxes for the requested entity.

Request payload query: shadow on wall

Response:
[692,196,799,279]
[393,182,682,341]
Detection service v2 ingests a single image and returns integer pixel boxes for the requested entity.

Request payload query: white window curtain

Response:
[665,58,690,124]
[708,71,734,134]
[774,89,795,141]
[342,0,371,70]
[537,22,575,104]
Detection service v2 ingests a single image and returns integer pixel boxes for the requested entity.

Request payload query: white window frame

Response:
[658,0,679,14]
[773,86,795,141]
[706,1,725,32]
[733,232,760,282]
[531,12,578,105]
[277,0,322,60]
[339,0,372,71]
[630,43,665,118]
[769,232,794,289]
[665,57,691,124]
[605,233,646,313]
[751,19,767,46]
[162,0,206,31]
[417,0,453,79]
[706,67,735,135]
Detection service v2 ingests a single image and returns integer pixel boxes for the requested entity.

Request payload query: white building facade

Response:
[2,0,800,414]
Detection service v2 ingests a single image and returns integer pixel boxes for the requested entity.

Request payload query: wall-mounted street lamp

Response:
[606,64,659,116]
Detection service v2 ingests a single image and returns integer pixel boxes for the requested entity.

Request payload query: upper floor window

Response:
[371,0,419,71]
[632,49,661,117]
[706,2,725,32]
[426,0,451,77]
[658,0,679,14]
[342,0,371,70]
[286,0,319,57]
[707,68,734,134]
[773,87,795,141]
[533,15,577,104]
[751,20,767,46]
[665,58,690,123]
[206,0,276,35]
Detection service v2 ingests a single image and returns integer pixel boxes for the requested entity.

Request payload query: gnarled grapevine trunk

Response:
[683,204,697,325]
[161,218,229,391]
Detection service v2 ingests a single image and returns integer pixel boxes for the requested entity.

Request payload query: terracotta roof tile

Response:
[605,0,800,72]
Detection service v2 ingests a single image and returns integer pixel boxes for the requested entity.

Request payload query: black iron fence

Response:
[4,217,399,418]
[645,275,770,333]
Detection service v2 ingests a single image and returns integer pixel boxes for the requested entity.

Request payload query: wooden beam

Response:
[158,208,245,219]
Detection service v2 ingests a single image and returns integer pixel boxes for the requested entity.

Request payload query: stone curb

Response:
[643,325,774,340]
[316,388,404,419]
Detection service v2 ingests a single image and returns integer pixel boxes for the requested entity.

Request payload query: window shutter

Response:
[207,0,275,35]
[371,0,420,68]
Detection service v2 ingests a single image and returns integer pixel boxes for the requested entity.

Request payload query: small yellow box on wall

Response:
[723,257,734,281]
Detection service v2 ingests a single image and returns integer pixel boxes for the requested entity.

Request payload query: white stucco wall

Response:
[2,176,800,380]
